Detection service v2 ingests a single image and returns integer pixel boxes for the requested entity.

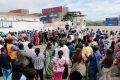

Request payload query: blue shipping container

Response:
[49,12,62,19]
[43,20,48,23]
[119,16,120,26]
[41,14,49,20]
[105,21,118,25]
[106,17,118,21]
[105,17,118,26]
[105,21,118,26]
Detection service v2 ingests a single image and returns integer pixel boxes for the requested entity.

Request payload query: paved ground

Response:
[0,44,120,80]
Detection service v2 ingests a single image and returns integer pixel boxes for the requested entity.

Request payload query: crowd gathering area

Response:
[0,25,120,80]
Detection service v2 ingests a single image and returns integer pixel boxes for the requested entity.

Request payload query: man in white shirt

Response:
[55,41,70,63]
[26,43,35,58]
[21,37,30,51]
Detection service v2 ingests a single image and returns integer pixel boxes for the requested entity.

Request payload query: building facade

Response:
[0,12,41,28]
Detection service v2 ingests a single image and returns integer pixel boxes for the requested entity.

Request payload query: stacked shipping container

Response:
[41,6,68,23]
[105,17,118,26]
[9,9,29,14]
[119,16,120,26]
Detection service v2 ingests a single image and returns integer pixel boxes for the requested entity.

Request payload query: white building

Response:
[0,12,44,32]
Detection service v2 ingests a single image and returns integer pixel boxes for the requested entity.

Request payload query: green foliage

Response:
[62,12,74,21]
[62,11,82,21]
[86,20,105,26]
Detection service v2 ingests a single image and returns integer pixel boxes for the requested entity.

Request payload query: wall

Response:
[0,22,44,33]
[86,26,120,31]
[44,22,120,31]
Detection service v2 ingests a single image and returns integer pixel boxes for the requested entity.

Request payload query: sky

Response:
[0,0,120,21]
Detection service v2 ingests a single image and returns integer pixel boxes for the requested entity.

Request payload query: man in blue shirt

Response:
[87,45,101,80]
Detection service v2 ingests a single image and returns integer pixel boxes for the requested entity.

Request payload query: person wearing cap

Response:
[100,49,114,80]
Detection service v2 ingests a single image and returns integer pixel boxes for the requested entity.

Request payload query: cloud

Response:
[0,0,120,20]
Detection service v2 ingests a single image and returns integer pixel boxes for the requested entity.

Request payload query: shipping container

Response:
[105,21,118,26]
[9,9,29,14]
[40,14,49,20]
[49,12,62,19]
[43,20,48,23]
[62,7,68,16]
[42,6,67,14]
[118,16,120,26]
[48,19,53,23]
[105,17,118,26]
[106,17,118,21]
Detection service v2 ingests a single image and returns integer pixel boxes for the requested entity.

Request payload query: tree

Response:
[86,20,105,26]
[62,11,85,22]
[62,12,74,21]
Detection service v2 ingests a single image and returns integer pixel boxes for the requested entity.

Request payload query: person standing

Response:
[0,47,11,80]
[21,37,30,51]
[70,44,86,80]
[65,24,69,37]
[17,44,29,67]
[7,61,26,80]
[26,43,35,68]
[6,38,17,63]
[43,30,48,43]
[68,40,76,60]
[51,50,67,80]
[100,49,114,80]
[30,31,35,45]
[45,43,55,78]
[96,29,102,41]
[0,40,4,54]
[34,31,39,46]
[83,42,93,60]
[32,48,45,80]
[114,41,120,76]
[55,41,70,79]
[87,46,101,80]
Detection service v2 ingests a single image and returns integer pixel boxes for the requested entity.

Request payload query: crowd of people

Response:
[0,25,120,80]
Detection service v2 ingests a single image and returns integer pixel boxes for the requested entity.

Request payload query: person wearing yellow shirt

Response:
[83,42,93,61]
